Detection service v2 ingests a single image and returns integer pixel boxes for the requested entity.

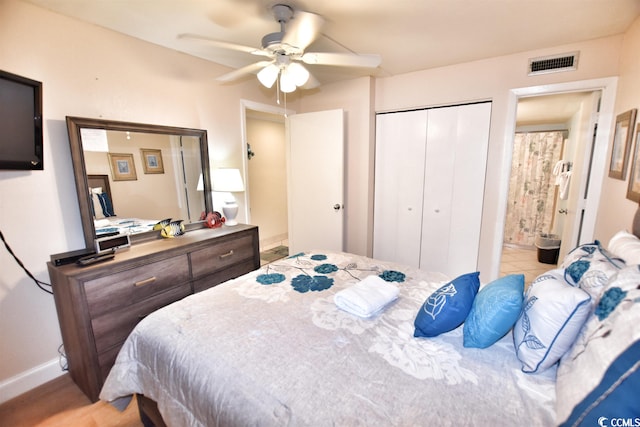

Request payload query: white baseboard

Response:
[0,358,65,404]
[260,233,288,251]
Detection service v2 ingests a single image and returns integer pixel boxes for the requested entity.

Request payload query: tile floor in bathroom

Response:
[500,244,557,286]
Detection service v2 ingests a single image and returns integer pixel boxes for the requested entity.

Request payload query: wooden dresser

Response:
[47,225,259,402]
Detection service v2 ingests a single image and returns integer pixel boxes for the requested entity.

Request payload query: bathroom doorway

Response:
[501,90,601,282]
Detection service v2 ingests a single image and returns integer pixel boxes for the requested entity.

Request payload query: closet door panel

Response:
[420,103,492,277]
[420,107,457,272]
[373,110,427,267]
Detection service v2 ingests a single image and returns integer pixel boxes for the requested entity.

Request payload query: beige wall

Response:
[246,116,288,247]
[595,16,640,241]
[84,132,187,220]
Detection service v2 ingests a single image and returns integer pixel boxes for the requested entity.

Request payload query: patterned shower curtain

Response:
[503,131,564,247]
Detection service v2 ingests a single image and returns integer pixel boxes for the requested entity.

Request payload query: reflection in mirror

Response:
[66,117,212,251]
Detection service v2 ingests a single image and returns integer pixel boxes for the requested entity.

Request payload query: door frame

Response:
[239,100,290,224]
[494,77,618,278]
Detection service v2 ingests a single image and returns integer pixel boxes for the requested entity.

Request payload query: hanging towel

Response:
[553,160,566,185]
[334,275,399,318]
[559,171,572,200]
[553,160,564,177]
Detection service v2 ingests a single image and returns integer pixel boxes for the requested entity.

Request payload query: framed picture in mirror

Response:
[108,153,137,181]
[627,123,640,202]
[141,148,164,174]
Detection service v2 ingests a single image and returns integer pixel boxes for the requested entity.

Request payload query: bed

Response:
[88,174,158,236]
[100,229,640,426]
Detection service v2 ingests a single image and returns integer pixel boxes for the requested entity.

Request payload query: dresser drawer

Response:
[98,343,122,382]
[85,255,190,318]
[192,258,258,293]
[91,282,191,356]
[190,234,255,278]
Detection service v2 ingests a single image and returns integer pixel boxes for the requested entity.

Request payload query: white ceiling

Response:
[23,0,640,85]
[517,92,597,126]
[22,0,640,124]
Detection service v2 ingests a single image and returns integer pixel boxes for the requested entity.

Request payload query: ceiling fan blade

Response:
[282,11,324,51]
[178,33,270,57]
[216,61,274,83]
[301,52,382,68]
[301,72,321,90]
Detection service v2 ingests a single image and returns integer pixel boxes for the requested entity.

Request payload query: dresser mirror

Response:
[66,116,212,250]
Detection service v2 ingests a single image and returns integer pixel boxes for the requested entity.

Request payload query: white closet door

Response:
[373,110,427,267]
[419,102,492,277]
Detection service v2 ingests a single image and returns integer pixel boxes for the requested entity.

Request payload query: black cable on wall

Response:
[0,228,53,295]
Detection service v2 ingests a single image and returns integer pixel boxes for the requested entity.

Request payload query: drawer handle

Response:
[134,277,157,287]
[219,250,234,259]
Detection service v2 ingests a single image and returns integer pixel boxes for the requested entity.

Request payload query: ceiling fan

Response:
[179,3,381,92]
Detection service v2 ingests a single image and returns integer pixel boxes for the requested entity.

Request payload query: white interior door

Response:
[287,109,344,253]
[558,91,602,261]
[373,110,427,266]
[419,103,491,277]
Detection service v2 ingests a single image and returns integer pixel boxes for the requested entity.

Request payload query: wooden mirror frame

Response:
[66,116,213,250]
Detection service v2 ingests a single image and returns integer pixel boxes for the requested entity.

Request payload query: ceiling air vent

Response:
[528,52,579,76]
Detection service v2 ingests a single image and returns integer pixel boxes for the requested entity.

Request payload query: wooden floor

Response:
[0,374,142,427]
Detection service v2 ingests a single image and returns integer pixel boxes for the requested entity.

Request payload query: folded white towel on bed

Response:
[334,275,399,318]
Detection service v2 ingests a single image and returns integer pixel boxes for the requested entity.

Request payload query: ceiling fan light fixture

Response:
[257,64,279,88]
[287,62,310,87]
[279,68,297,93]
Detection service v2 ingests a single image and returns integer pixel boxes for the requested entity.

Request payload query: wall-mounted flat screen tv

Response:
[0,70,43,170]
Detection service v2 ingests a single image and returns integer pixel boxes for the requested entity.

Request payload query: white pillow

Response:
[608,230,640,265]
[512,268,591,373]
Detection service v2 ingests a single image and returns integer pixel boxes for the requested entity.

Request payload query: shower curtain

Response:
[503,131,564,247]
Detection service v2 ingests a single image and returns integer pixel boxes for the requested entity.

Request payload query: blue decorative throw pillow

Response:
[561,241,624,299]
[96,192,116,217]
[463,274,525,349]
[414,271,480,338]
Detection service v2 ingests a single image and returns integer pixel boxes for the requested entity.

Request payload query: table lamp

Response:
[212,168,244,226]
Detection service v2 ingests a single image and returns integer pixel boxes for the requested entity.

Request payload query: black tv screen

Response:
[0,70,43,170]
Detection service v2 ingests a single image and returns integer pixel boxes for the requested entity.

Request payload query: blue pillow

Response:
[414,271,480,338]
[96,192,116,217]
[463,274,525,349]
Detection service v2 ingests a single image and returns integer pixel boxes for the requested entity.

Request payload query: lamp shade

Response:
[287,62,310,87]
[257,64,279,89]
[279,68,297,93]
[212,168,244,192]
[196,173,204,191]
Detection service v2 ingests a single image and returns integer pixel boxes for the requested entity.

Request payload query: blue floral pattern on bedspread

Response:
[251,252,402,295]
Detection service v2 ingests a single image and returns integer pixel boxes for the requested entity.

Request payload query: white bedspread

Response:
[101,251,556,426]
[94,217,157,236]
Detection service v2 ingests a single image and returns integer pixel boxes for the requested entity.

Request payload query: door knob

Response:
[333,204,342,211]
[558,209,568,214]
